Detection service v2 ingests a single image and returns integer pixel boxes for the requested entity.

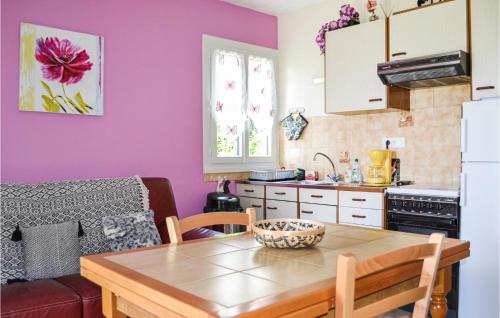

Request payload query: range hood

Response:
[377,50,470,89]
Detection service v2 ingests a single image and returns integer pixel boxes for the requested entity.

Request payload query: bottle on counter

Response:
[352,159,362,183]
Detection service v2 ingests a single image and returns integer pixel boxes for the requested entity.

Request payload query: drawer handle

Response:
[310,195,324,198]
[352,198,366,202]
[274,192,286,195]
[244,189,255,193]
[476,85,495,91]
[301,210,314,214]
[352,214,366,219]
[392,52,407,57]
[267,207,277,210]
[368,98,383,102]
[251,204,262,208]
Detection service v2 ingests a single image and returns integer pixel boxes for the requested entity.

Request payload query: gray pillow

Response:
[22,221,81,280]
[102,210,161,252]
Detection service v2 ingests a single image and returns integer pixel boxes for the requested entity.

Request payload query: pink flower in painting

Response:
[35,37,93,84]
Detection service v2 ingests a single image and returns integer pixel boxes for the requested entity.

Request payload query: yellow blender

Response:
[367,150,392,185]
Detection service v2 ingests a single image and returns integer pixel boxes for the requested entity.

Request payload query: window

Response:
[203,35,278,173]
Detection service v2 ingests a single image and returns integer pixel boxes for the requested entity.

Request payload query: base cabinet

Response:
[239,197,264,221]
[338,206,383,228]
[299,203,337,223]
[265,200,297,219]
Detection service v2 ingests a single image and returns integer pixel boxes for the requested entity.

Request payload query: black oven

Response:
[387,194,460,318]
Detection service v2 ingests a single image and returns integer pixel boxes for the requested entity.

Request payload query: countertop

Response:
[236,179,387,193]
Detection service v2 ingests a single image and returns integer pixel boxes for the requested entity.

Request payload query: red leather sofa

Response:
[1,178,217,318]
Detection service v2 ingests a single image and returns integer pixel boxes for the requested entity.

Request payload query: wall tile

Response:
[279,85,468,183]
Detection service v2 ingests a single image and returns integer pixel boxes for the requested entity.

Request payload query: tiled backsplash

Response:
[279,84,471,186]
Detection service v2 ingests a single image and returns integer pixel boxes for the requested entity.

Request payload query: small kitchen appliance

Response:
[203,180,244,234]
[366,149,392,185]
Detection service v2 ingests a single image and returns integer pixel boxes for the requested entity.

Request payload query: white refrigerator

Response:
[459,97,500,318]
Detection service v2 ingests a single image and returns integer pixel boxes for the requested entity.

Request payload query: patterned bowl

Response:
[252,218,325,249]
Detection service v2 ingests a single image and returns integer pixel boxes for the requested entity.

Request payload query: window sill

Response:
[204,172,250,182]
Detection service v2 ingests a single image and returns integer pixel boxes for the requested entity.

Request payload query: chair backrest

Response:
[165,208,256,244]
[335,233,444,318]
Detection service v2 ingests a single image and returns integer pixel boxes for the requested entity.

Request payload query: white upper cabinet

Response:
[325,19,387,113]
[389,0,468,61]
[471,0,499,99]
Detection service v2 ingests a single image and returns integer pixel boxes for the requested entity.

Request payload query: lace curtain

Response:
[210,49,276,154]
[211,49,245,138]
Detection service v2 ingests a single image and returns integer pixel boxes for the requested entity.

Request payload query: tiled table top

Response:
[105,224,442,308]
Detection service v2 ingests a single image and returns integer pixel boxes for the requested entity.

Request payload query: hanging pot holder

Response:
[281,114,308,140]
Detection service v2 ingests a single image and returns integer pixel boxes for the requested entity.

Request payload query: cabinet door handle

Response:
[476,85,495,91]
[352,198,366,202]
[301,210,314,214]
[244,189,255,193]
[267,207,277,210]
[310,195,324,198]
[274,192,286,195]
[352,214,366,219]
[251,204,262,208]
[369,98,383,102]
[392,52,407,57]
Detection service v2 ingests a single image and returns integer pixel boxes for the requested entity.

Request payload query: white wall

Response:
[277,0,416,117]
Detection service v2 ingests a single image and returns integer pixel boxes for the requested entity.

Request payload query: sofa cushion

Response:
[0,176,149,283]
[22,221,81,280]
[140,178,179,243]
[102,210,161,251]
[55,274,104,318]
[0,279,81,318]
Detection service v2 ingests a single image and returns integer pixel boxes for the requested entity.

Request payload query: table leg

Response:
[102,288,126,318]
[430,267,452,318]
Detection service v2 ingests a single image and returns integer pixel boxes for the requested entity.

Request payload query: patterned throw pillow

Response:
[22,221,81,280]
[102,210,161,252]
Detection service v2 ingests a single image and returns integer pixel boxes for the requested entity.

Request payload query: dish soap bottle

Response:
[352,159,362,183]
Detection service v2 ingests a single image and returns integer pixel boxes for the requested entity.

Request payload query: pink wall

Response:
[1,0,277,217]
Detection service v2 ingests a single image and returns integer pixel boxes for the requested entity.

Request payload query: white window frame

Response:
[202,35,279,173]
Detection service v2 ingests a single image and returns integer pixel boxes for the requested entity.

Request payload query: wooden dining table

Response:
[80,223,470,318]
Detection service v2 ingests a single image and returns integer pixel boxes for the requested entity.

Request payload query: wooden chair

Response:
[335,233,445,318]
[166,208,256,244]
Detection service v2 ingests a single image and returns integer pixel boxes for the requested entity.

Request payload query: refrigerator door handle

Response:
[460,118,467,154]
[460,172,466,207]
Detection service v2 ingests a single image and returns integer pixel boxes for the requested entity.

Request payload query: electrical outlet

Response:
[382,137,405,149]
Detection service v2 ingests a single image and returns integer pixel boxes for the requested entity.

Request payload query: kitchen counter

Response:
[236,179,387,193]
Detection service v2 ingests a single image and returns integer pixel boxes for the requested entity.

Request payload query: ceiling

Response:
[221,0,328,15]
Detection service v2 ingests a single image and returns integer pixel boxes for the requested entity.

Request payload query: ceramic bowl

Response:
[252,218,325,249]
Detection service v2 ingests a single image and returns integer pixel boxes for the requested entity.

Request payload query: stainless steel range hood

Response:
[377,51,470,89]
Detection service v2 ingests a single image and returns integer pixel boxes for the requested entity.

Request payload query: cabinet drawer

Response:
[239,197,264,221]
[265,200,297,219]
[338,206,383,228]
[339,191,383,209]
[266,186,297,202]
[299,188,337,205]
[300,203,337,223]
[236,184,264,198]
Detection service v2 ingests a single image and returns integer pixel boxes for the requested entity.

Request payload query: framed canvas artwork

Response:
[19,23,104,115]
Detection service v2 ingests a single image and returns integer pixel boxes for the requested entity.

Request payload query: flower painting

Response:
[19,23,104,115]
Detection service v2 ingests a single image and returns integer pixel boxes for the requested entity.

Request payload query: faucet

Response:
[313,152,338,181]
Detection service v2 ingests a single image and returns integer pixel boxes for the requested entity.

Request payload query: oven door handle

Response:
[388,213,457,226]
